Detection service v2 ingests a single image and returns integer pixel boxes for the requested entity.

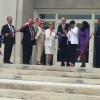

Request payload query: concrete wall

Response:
[34,0,100,9]
[0,0,17,63]
[15,0,35,64]
[0,0,99,64]
[0,0,35,64]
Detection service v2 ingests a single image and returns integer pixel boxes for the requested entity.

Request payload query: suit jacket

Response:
[35,24,42,39]
[57,23,69,46]
[95,26,100,46]
[1,24,15,44]
[44,29,56,46]
[20,26,36,45]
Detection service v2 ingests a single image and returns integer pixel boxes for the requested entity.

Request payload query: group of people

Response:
[0,16,56,66]
[0,16,100,68]
[57,17,89,67]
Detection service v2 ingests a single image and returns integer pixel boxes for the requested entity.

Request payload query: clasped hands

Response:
[58,29,67,37]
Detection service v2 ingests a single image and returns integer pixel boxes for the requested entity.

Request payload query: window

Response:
[58,14,91,19]
[95,15,100,19]
[39,14,55,19]
[44,22,55,29]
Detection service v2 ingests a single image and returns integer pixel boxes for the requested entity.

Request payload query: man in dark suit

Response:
[57,17,70,66]
[0,35,2,48]
[20,18,36,64]
[1,16,15,64]
[93,18,100,68]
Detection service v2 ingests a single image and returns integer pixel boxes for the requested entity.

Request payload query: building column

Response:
[14,0,23,64]
[14,0,35,64]
[0,0,17,63]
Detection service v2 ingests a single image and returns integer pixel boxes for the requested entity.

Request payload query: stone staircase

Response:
[0,64,100,100]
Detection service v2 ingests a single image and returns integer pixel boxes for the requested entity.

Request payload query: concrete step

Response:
[0,64,100,73]
[0,89,100,100]
[0,98,22,100]
[0,73,100,85]
[0,80,100,96]
[0,68,100,79]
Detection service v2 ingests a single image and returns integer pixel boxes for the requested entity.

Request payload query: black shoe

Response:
[8,61,13,64]
[4,62,8,64]
[4,61,13,64]
[27,62,30,64]
[23,63,28,64]
[61,63,65,66]
[66,63,70,66]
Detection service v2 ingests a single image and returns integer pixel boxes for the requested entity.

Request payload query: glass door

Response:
[54,21,93,67]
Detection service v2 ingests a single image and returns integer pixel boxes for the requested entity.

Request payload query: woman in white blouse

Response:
[66,20,78,67]
[35,21,45,65]
[44,22,56,66]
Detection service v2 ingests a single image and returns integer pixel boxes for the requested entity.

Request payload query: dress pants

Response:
[4,44,13,63]
[36,40,44,61]
[61,44,66,65]
[96,46,100,68]
[69,42,77,64]
[22,44,33,64]
[60,44,70,65]
[66,44,70,65]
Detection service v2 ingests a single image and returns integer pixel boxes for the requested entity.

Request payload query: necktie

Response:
[30,26,34,40]
[9,25,14,37]
[9,25,12,32]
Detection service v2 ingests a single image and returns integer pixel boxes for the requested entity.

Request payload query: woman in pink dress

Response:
[79,21,90,67]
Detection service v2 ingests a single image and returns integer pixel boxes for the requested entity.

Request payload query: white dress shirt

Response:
[8,24,14,37]
[29,26,34,40]
[62,24,65,29]
[66,27,78,44]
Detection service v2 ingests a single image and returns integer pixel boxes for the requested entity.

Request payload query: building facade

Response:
[0,0,100,67]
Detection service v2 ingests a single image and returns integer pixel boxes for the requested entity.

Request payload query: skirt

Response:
[45,46,55,54]
[79,44,87,53]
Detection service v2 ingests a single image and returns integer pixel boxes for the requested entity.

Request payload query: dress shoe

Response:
[80,65,86,67]
[66,63,70,66]
[70,63,75,67]
[37,63,42,65]
[23,63,28,64]
[8,61,13,64]
[61,63,65,66]
[4,61,13,64]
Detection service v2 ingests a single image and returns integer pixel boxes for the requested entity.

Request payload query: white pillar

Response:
[0,0,17,63]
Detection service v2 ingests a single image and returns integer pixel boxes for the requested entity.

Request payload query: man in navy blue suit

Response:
[20,18,36,64]
[1,16,15,64]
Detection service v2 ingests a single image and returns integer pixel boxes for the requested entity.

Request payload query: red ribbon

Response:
[10,17,41,34]
[0,50,2,55]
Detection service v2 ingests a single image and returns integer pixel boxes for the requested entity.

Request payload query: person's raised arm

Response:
[71,27,78,35]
